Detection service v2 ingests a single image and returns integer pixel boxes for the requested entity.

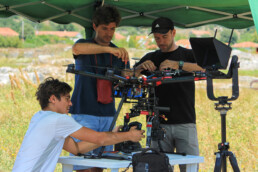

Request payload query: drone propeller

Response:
[66,64,206,86]
[64,63,128,72]
[64,63,145,78]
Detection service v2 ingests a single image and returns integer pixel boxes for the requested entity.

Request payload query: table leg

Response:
[62,164,73,172]
[186,163,198,172]
[110,168,120,172]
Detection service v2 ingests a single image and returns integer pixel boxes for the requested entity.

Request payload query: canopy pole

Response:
[214,29,217,38]
[84,0,105,39]
[228,29,234,47]
[85,27,94,39]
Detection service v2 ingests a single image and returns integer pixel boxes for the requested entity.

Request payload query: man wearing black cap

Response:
[135,17,204,172]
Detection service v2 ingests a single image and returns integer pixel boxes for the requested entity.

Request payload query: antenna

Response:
[228,29,234,47]
[214,29,217,38]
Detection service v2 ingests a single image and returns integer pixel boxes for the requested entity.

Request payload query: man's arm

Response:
[72,42,129,62]
[63,126,125,155]
[159,60,204,72]
[69,126,144,147]
[63,136,99,155]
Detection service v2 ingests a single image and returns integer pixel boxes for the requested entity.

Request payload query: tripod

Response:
[213,97,240,172]
[203,55,241,172]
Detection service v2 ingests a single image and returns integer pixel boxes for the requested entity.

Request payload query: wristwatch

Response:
[178,61,184,70]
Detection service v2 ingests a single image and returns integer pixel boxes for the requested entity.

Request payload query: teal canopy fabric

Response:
[249,0,258,33]
[0,0,256,31]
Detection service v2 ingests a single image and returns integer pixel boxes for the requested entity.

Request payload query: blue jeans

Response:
[70,114,114,170]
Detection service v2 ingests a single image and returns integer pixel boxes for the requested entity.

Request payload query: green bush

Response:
[23,35,74,48]
[0,36,22,48]
[112,39,128,48]
[128,35,142,49]
[239,28,258,43]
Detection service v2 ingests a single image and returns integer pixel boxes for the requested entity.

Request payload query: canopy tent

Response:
[248,0,258,33]
[0,0,257,37]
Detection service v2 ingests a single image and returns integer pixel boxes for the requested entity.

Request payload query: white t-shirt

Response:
[12,111,82,172]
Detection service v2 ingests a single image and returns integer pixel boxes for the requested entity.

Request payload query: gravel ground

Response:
[0,47,257,87]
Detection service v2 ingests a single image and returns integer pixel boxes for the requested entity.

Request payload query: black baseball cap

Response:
[149,17,174,35]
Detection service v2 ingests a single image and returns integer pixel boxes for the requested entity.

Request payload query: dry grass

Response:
[0,77,257,172]
[0,44,257,171]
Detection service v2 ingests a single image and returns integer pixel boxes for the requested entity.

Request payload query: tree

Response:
[238,27,258,43]
[0,36,22,48]
[18,22,35,39]
[219,29,238,44]
[56,24,75,31]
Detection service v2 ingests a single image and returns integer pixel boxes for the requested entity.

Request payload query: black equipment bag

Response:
[132,148,172,172]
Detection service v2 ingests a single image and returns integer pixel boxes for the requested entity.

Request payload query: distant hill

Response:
[0,15,257,48]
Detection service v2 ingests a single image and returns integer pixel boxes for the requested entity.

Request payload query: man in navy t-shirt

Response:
[69,5,129,172]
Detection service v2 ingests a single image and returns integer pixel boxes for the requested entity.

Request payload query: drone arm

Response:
[109,73,128,82]
[146,75,204,85]
[161,76,196,84]
[66,64,113,81]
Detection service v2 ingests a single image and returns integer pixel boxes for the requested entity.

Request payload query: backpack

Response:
[132,148,172,172]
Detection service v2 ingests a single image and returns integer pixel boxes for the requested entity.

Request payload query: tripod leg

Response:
[214,152,222,172]
[228,152,240,172]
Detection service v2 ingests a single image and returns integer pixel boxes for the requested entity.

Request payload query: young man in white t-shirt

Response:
[13,77,145,172]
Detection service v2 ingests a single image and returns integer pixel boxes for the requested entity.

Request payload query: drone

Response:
[66,64,206,155]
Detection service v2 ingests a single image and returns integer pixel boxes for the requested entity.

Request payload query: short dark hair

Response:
[36,77,72,109]
[92,5,121,27]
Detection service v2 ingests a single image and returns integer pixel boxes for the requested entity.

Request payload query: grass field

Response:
[0,75,257,172]
[0,46,257,171]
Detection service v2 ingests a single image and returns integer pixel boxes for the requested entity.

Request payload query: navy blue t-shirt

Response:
[69,39,129,116]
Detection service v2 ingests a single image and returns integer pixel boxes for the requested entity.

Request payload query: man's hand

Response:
[121,69,134,77]
[108,47,129,63]
[136,60,157,72]
[128,126,145,142]
[159,59,179,71]
[121,69,142,77]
